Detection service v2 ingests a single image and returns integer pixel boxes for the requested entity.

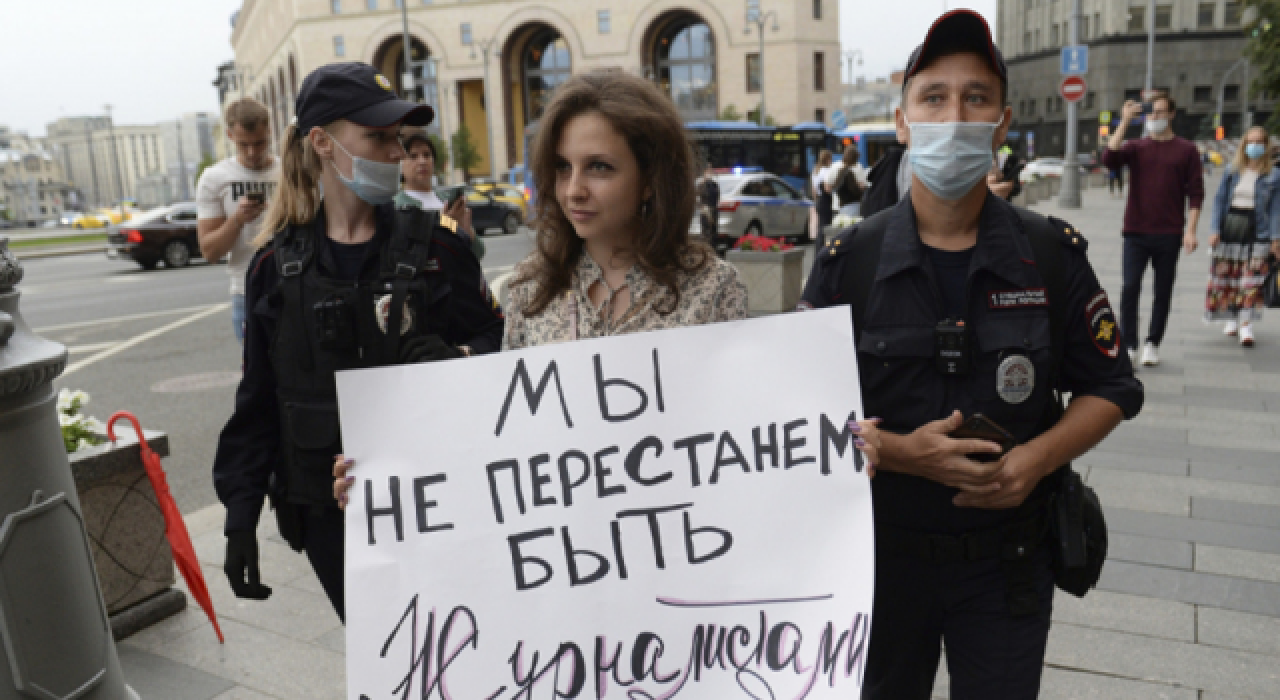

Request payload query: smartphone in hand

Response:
[247,192,266,205]
[436,185,466,208]
[949,413,1016,463]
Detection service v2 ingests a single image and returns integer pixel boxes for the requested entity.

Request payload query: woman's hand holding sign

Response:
[334,455,354,509]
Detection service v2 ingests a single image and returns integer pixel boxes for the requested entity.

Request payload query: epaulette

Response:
[817,227,858,262]
[439,214,458,234]
[1047,216,1087,252]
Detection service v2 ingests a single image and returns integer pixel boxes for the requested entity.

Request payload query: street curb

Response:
[13,245,106,260]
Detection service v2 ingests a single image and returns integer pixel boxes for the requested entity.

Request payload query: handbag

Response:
[1049,467,1108,597]
[1264,254,1280,309]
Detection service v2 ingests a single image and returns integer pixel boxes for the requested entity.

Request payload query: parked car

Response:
[106,203,202,270]
[693,173,813,247]
[463,189,523,236]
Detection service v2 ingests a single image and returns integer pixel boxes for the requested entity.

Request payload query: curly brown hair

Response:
[518,70,711,316]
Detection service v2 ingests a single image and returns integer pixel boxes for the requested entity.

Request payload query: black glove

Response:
[399,334,463,364]
[224,531,272,600]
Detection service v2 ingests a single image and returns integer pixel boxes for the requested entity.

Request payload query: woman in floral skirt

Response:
[1205,126,1280,346]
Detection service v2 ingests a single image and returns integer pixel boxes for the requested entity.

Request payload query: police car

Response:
[692,172,814,245]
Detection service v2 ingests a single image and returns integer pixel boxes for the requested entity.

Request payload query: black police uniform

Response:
[800,194,1143,699]
[212,204,504,620]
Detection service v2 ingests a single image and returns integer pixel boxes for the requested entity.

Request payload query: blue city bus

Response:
[832,122,899,168]
[687,121,843,196]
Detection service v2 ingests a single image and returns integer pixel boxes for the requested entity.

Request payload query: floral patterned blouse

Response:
[502,252,749,350]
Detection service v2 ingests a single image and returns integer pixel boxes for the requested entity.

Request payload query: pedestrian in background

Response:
[394,129,485,261]
[214,62,503,621]
[811,149,835,247]
[831,144,865,218]
[1103,93,1204,367]
[697,163,721,244]
[196,98,280,343]
[1205,126,1280,347]
[1108,162,1125,198]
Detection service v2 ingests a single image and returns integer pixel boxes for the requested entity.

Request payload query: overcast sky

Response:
[1,0,997,138]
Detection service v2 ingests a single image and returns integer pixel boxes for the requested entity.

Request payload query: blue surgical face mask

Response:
[1246,143,1267,161]
[326,131,402,205]
[904,115,1003,201]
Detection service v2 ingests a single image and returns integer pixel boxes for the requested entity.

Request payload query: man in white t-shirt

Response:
[196,98,280,343]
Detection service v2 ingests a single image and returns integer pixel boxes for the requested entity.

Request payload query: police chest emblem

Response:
[997,354,1035,404]
[374,294,413,335]
[1085,290,1120,358]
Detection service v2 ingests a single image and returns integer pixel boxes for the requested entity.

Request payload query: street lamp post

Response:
[744,5,779,127]
[1217,58,1250,138]
[1059,0,1082,209]
[1144,0,1155,94]
[842,49,863,85]
[471,38,500,181]
[399,0,415,100]
[104,105,125,206]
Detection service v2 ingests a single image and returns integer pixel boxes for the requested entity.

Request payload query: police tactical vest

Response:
[270,207,450,506]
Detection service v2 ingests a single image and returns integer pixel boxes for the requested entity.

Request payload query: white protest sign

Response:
[337,307,873,699]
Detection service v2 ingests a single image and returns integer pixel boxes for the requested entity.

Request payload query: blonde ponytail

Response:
[256,123,324,247]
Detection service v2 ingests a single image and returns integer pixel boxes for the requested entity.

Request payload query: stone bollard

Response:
[0,238,139,700]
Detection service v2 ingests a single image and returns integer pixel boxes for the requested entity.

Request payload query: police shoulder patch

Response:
[818,229,856,262]
[438,214,458,234]
[1048,216,1088,252]
[1085,289,1120,358]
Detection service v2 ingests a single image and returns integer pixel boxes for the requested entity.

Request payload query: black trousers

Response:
[303,506,346,622]
[862,549,1054,700]
[1121,233,1184,350]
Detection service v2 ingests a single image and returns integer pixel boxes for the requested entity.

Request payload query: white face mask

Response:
[903,114,1003,201]
[326,131,402,205]
[1145,119,1169,136]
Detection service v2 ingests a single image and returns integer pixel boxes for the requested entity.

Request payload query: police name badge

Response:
[997,354,1035,404]
[374,294,413,335]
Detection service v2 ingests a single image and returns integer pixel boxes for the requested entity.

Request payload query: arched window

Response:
[654,18,717,120]
[522,29,570,123]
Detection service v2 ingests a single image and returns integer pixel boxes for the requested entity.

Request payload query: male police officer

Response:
[800,12,1142,699]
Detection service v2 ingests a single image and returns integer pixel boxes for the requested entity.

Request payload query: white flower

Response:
[84,416,106,434]
[71,390,90,407]
[76,438,95,451]
[57,388,73,413]
[58,412,77,427]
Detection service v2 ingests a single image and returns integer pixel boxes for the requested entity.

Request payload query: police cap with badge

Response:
[293,61,434,139]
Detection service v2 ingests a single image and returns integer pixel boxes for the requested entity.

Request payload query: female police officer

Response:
[800,11,1142,699]
[212,62,503,621]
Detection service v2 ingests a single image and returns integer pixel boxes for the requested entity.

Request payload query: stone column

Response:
[0,237,138,700]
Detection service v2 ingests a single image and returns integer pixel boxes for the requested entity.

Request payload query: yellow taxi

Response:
[72,208,130,229]
[471,183,529,218]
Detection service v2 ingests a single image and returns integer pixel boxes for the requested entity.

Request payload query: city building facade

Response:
[225,0,842,179]
[45,117,169,209]
[998,0,1274,158]
[0,126,75,224]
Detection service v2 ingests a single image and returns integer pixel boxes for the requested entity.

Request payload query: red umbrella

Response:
[107,411,225,644]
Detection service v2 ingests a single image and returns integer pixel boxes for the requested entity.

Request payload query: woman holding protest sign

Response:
[213,62,504,622]
[334,70,747,500]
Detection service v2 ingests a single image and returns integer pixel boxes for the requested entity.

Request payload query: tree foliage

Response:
[1244,1,1280,132]
[719,104,742,121]
[451,124,482,177]
[427,131,450,175]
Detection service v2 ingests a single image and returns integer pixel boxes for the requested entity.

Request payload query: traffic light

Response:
[1216,126,1225,141]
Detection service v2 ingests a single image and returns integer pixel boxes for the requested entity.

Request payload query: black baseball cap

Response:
[903,10,1007,95]
[294,62,434,133]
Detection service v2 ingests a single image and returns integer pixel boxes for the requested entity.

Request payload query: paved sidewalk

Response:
[118,176,1280,698]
